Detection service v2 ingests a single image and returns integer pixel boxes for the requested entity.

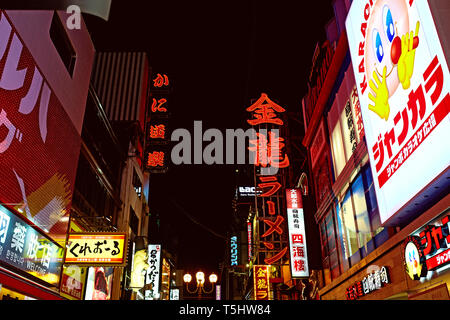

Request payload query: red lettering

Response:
[364,3,370,20]
[359,41,365,56]
[361,23,367,38]
[360,74,367,95]
[359,58,365,73]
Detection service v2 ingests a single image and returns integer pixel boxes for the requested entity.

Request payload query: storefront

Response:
[319,193,450,300]
[0,204,64,300]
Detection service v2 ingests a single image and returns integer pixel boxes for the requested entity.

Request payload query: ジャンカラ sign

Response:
[346,0,450,226]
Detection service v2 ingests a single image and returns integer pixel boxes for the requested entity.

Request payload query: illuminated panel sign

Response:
[60,265,87,300]
[238,186,262,197]
[345,266,390,300]
[84,266,114,300]
[346,0,450,225]
[0,204,63,286]
[403,210,450,280]
[253,265,270,300]
[230,235,238,266]
[145,244,161,300]
[215,284,221,300]
[170,288,179,300]
[0,11,82,243]
[145,72,171,174]
[64,233,127,266]
[286,189,309,278]
[247,221,252,261]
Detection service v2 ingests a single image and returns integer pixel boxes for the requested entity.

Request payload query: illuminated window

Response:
[319,164,387,278]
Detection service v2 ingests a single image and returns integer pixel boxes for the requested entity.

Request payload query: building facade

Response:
[302,0,450,300]
[0,9,94,299]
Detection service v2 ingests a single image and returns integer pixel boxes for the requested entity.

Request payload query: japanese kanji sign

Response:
[247,93,289,267]
[346,0,450,225]
[65,233,128,266]
[286,189,309,278]
[145,72,171,174]
[145,244,161,300]
[144,145,169,173]
[345,266,390,300]
[0,204,63,286]
[253,265,270,300]
[151,73,171,92]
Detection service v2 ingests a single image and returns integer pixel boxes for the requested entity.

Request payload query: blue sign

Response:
[230,235,238,266]
[0,205,63,286]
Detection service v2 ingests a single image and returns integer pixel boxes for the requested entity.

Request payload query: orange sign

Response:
[65,233,128,266]
[253,265,270,300]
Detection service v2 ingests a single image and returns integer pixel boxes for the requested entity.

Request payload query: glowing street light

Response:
[183,270,218,298]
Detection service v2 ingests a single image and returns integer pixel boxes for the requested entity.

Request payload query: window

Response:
[352,174,372,253]
[319,164,387,277]
[319,210,341,285]
[132,169,142,198]
[49,12,76,77]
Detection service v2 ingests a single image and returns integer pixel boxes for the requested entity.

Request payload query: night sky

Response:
[84,0,334,273]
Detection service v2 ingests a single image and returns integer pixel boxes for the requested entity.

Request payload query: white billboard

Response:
[286,189,309,278]
[346,0,450,225]
[145,244,161,300]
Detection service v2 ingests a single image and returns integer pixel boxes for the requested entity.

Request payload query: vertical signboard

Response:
[246,93,290,266]
[286,189,309,278]
[145,72,171,173]
[215,284,221,300]
[253,265,270,300]
[247,221,252,261]
[145,244,161,300]
[346,0,450,225]
[230,235,239,266]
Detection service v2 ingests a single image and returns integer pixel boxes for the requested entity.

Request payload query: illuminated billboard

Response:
[286,189,309,278]
[253,265,270,300]
[0,11,83,243]
[145,244,161,300]
[64,233,128,266]
[346,0,450,225]
[84,267,114,300]
[0,204,63,286]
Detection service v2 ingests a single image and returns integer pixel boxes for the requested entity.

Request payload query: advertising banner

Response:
[253,265,270,300]
[286,189,309,278]
[346,0,450,225]
[0,11,81,243]
[64,233,128,266]
[145,244,161,300]
[84,266,114,300]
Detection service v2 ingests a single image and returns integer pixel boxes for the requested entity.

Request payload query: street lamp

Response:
[183,271,217,299]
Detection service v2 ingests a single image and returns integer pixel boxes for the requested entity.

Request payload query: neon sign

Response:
[230,235,238,266]
[403,210,450,280]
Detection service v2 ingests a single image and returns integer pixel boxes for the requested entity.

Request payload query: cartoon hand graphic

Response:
[368,66,390,121]
[397,21,420,90]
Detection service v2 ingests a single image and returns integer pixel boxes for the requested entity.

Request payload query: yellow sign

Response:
[65,233,128,266]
